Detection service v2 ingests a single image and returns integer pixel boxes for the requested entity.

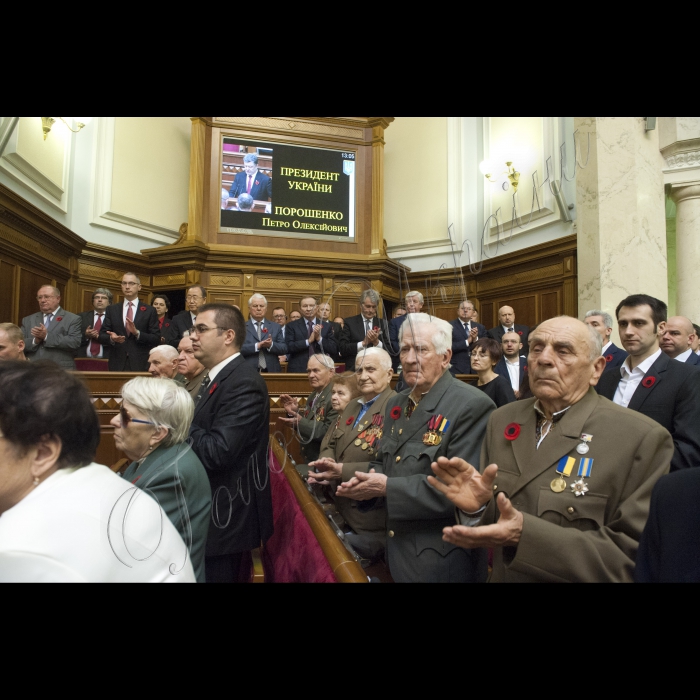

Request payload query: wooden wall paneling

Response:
[0,260,16,323]
[481,302,495,329]
[19,269,53,322]
[337,302,360,320]
[210,293,242,308]
[500,295,537,328]
[540,290,560,323]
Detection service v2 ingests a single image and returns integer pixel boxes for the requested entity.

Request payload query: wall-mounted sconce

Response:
[41,117,90,140]
[480,160,521,193]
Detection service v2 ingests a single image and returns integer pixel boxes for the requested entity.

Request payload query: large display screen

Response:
[220,138,356,242]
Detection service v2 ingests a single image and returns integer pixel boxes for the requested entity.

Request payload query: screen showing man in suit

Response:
[220,138,356,243]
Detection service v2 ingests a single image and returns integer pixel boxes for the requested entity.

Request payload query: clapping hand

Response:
[31,325,48,343]
[125,318,138,337]
[364,329,380,347]
[280,394,299,415]
[85,325,100,340]
[107,331,126,345]
[307,458,343,485]
[336,469,387,501]
[259,337,273,350]
[469,327,479,343]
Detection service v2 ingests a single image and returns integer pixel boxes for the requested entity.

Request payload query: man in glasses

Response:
[21,285,81,370]
[99,273,160,372]
[166,286,209,349]
[188,304,273,583]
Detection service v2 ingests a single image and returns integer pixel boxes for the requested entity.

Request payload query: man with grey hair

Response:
[149,345,186,385]
[241,293,287,373]
[337,313,495,583]
[21,285,81,370]
[229,153,273,202]
[77,288,113,360]
[280,353,338,464]
[338,289,390,372]
[388,291,425,372]
[237,193,254,212]
[584,309,628,373]
[431,316,674,583]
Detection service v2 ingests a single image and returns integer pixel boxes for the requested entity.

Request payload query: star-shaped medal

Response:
[571,479,589,497]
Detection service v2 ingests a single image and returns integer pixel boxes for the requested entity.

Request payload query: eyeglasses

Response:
[189,325,228,337]
[186,295,203,302]
[119,406,155,428]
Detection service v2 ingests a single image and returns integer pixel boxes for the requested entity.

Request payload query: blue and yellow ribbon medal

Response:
[577,434,593,455]
[551,456,576,493]
[572,458,594,497]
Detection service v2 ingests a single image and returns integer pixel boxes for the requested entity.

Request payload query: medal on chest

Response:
[354,414,384,455]
[551,455,594,496]
[423,415,450,447]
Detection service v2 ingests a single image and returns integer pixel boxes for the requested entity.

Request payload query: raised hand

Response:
[280,394,299,415]
[428,457,498,514]
[308,458,342,482]
[85,325,100,340]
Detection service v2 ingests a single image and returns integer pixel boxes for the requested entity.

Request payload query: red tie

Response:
[247,176,253,195]
[126,303,134,337]
[90,314,103,356]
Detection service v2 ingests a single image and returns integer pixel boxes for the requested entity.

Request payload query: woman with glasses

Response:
[470,338,516,409]
[0,362,195,583]
[112,377,212,583]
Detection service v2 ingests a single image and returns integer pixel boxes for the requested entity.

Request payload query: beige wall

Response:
[384,117,448,246]
[110,117,191,234]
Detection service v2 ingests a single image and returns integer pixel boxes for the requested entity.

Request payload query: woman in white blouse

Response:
[0,361,195,583]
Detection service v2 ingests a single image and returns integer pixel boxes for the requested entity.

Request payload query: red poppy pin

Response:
[606,354,614,363]
[642,377,656,389]
[524,366,528,373]
[140,306,146,312]
[346,417,355,426]
[262,328,268,334]
[518,331,523,336]
[505,423,521,441]
[165,323,170,328]
[255,180,260,186]
[374,326,380,332]
[209,383,218,395]
[390,407,402,420]
[56,317,63,322]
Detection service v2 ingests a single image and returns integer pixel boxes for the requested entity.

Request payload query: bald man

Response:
[487,306,530,357]
[431,316,673,583]
[661,316,700,366]
[0,324,27,361]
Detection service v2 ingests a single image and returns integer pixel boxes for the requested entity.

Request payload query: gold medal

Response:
[551,478,567,493]
[362,443,369,451]
[354,439,362,447]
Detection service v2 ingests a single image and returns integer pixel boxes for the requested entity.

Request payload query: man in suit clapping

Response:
[99,273,160,372]
[450,299,487,375]
[21,285,81,370]
[338,289,390,372]
[241,293,287,373]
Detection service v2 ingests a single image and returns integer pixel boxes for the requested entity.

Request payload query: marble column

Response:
[671,184,700,320]
[575,117,668,331]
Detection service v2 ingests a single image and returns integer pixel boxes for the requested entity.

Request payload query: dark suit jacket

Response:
[284,318,337,373]
[76,310,110,359]
[683,352,700,367]
[189,355,273,556]
[122,443,212,584]
[487,324,531,357]
[338,315,391,372]
[99,301,160,372]
[388,315,408,371]
[229,171,272,201]
[450,319,488,375]
[636,469,700,583]
[241,319,287,373]
[370,371,495,583]
[603,343,628,373]
[165,310,195,349]
[21,308,81,370]
[494,355,528,393]
[597,351,700,472]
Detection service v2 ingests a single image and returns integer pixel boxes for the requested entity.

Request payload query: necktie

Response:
[247,176,253,194]
[194,373,211,407]
[126,303,134,337]
[257,322,267,370]
[508,327,514,333]
[308,319,315,357]
[365,319,372,335]
[44,313,54,328]
[90,314,103,357]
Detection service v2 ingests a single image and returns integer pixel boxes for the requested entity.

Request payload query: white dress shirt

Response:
[602,341,612,355]
[208,352,241,383]
[505,357,522,393]
[674,349,692,363]
[0,465,195,583]
[357,317,384,351]
[613,349,662,408]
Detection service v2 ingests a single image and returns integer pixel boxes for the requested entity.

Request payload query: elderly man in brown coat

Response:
[430,316,674,583]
